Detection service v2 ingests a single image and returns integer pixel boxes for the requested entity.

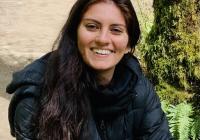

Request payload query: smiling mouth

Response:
[91,48,114,55]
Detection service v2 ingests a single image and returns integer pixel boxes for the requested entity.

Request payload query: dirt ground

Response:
[0,0,153,139]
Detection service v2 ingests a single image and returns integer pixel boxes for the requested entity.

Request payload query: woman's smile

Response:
[91,48,114,55]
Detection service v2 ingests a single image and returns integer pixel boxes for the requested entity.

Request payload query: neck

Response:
[96,68,115,86]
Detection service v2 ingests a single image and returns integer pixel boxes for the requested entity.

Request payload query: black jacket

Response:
[6,53,173,140]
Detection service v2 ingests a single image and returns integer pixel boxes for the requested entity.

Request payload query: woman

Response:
[6,0,173,139]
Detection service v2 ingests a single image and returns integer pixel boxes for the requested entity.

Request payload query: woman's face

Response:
[77,1,129,79]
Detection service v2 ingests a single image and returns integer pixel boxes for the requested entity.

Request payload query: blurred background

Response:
[1,0,199,140]
[0,0,75,139]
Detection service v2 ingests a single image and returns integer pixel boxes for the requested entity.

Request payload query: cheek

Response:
[77,27,93,50]
[77,27,83,48]
[77,28,87,53]
[114,35,129,51]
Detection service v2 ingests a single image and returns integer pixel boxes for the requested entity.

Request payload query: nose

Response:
[95,29,110,46]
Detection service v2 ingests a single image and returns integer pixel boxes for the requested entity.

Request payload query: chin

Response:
[91,65,113,71]
[86,61,115,71]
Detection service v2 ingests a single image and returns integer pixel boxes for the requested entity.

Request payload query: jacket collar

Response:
[6,53,50,94]
[89,54,142,120]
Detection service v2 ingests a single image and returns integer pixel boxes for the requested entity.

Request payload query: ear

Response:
[125,47,131,54]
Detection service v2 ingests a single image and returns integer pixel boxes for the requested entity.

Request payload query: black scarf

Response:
[89,59,138,120]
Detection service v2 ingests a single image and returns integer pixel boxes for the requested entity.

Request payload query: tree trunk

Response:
[145,0,200,104]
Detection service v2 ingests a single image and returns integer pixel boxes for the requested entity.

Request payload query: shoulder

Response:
[7,53,51,138]
[6,52,50,94]
[124,55,159,109]
[123,54,152,99]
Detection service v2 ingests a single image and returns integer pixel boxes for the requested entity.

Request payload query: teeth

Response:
[92,49,112,55]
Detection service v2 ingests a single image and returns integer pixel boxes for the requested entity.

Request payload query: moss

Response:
[141,0,200,103]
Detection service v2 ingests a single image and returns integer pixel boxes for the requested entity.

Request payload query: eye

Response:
[110,27,123,35]
[85,23,99,31]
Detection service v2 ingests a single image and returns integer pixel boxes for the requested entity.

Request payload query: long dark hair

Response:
[38,0,140,139]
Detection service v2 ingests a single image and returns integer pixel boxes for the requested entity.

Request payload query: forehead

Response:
[82,1,126,25]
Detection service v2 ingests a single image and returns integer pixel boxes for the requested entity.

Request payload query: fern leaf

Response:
[191,115,200,140]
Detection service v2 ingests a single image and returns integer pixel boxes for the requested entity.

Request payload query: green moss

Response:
[140,0,200,103]
[157,82,193,104]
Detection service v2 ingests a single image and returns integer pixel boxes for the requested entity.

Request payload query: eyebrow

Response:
[82,18,101,24]
[82,18,126,27]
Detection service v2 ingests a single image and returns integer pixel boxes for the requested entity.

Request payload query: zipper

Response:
[99,120,107,140]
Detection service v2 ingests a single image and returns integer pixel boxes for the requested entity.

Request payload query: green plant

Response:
[156,82,193,104]
[191,115,200,140]
[133,1,200,138]
[161,101,200,140]
[138,0,200,106]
